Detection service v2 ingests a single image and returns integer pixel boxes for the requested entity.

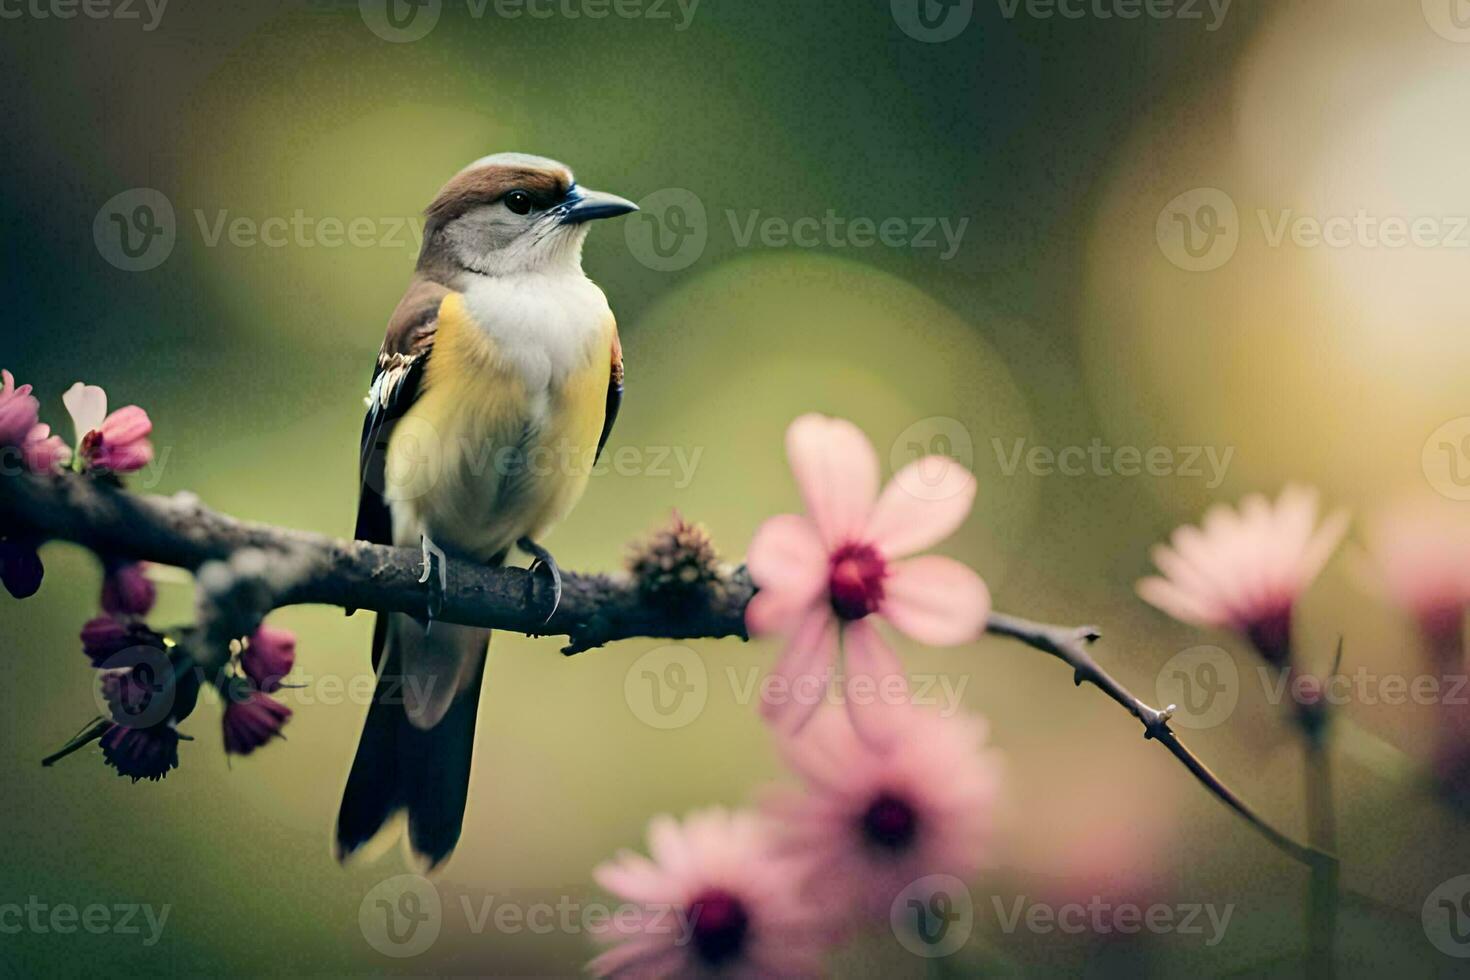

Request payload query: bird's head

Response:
[418,152,637,278]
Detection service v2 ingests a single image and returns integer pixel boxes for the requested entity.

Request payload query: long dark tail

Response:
[335,615,488,871]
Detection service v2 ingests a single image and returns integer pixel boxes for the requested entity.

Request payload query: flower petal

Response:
[865,456,977,558]
[1136,575,1222,626]
[761,606,839,736]
[880,555,990,646]
[21,424,70,474]
[745,588,813,636]
[747,514,827,594]
[63,382,107,443]
[785,414,879,548]
[99,405,152,445]
[842,620,909,749]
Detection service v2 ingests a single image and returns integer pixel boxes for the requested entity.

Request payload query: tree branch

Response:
[1,471,1330,869]
[0,472,751,655]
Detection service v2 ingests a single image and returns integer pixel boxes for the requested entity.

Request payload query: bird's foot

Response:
[418,534,448,624]
[517,536,562,626]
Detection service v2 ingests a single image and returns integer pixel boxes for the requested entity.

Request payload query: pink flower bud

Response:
[241,625,296,693]
[101,563,156,617]
[0,369,39,449]
[81,405,154,473]
[81,615,164,667]
[223,691,292,756]
[20,423,69,474]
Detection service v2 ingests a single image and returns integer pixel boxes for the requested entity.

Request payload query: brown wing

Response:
[353,277,449,545]
[596,325,623,464]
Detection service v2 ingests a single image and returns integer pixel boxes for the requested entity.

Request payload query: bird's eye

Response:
[504,190,533,215]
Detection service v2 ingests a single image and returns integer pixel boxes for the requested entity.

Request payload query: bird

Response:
[337,153,636,870]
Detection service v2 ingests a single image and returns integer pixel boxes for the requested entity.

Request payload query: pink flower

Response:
[0,369,39,448]
[222,690,291,755]
[100,723,180,782]
[745,415,990,744]
[0,370,71,473]
[63,382,153,474]
[20,423,70,473]
[589,807,832,979]
[761,705,1000,925]
[1136,485,1348,665]
[80,614,165,667]
[241,624,296,693]
[101,562,156,617]
[1362,499,1470,658]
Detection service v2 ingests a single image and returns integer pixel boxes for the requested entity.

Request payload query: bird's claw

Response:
[419,535,448,624]
[517,536,562,625]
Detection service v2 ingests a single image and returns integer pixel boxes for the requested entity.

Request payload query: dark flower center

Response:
[861,791,919,852]
[1246,605,1292,667]
[829,543,887,621]
[688,889,750,967]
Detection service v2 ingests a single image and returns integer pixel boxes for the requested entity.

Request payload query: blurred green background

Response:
[4,0,1470,975]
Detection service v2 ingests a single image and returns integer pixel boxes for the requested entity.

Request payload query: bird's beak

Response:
[556,188,639,225]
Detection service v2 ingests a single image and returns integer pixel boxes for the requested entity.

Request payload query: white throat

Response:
[457,266,610,395]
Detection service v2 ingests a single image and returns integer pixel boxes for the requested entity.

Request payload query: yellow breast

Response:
[384,292,612,559]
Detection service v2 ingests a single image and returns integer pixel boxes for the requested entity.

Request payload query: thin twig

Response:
[987,612,1333,871]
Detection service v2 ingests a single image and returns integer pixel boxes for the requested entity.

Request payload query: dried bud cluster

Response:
[627,511,727,610]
